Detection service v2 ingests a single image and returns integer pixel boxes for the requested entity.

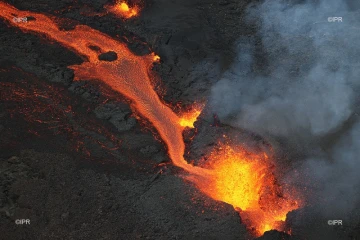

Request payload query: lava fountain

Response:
[187,144,300,235]
[105,0,140,19]
[0,2,301,236]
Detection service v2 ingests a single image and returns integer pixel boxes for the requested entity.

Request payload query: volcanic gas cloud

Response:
[0,2,301,236]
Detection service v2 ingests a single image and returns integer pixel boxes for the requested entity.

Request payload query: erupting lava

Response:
[105,1,140,19]
[0,2,301,236]
[179,104,203,128]
[187,144,300,235]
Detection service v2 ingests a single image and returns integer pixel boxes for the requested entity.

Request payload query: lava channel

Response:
[0,2,301,236]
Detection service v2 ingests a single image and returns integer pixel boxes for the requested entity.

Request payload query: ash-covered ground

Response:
[1,0,359,239]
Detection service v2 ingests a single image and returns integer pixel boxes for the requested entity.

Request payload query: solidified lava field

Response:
[1,0,360,240]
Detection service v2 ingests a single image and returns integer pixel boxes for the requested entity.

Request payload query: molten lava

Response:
[105,1,140,19]
[179,105,203,128]
[187,144,300,236]
[153,54,160,62]
[200,146,267,211]
[0,2,301,236]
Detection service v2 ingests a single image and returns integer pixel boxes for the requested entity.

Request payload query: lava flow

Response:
[0,2,301,236]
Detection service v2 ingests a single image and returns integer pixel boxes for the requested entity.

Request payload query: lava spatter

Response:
[0,2,301,236]
[179,104,204,128]
[105,1,140,19]
[187,144,300,236]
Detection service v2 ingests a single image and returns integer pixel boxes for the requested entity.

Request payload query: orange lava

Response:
[106,1,140,19]
[0,2,301,236]
[153,54,160,62]
[0,1,206,175]
[179,105,203,128]
[188,145,300,236]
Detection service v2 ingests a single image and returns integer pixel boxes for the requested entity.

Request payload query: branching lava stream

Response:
[0,2,301,236]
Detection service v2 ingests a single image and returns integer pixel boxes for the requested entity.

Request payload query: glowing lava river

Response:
[0,2,301,236]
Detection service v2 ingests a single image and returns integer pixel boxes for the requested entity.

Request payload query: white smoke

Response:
[305,121,360,214]
[209,0,360,216]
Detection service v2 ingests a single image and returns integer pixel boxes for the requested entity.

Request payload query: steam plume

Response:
[210,0,360,218]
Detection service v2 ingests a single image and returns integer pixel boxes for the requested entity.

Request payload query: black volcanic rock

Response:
[0,150,249,240]
[256,230,291,240]
[98,51,118,61]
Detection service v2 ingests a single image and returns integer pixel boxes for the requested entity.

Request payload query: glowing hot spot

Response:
[179,107,202,128]
[119,2,130,11]
[202,147,264,210]
[107,1,139,19]
[153,54,160,62]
